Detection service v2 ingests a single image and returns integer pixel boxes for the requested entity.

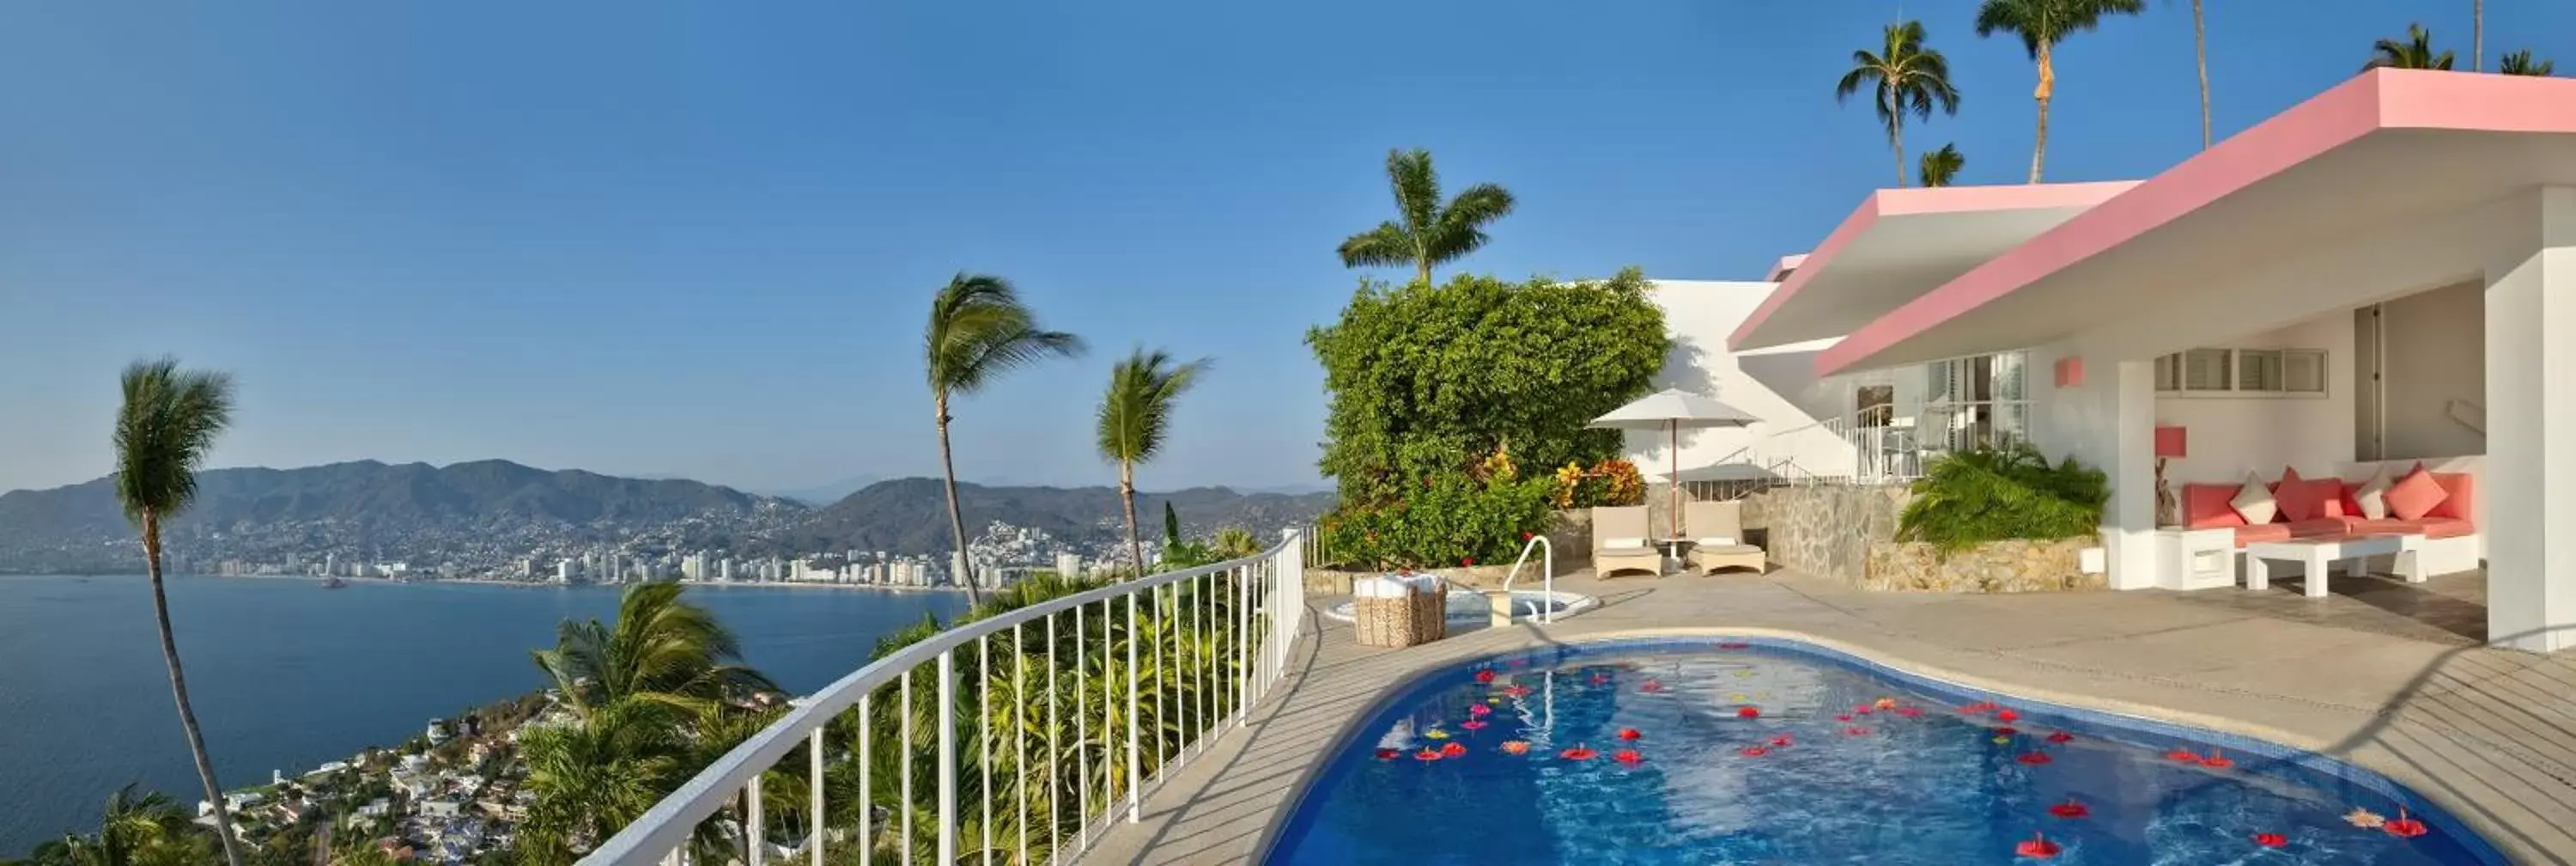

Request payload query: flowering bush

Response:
[1319,473,1553,569]
[1551,458,1646,509]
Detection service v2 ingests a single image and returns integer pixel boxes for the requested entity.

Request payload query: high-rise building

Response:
[1054,553,1083,578]
[556,559,574,584]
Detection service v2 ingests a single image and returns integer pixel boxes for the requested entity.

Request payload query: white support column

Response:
[2483,186,2576,652]
[2032,341,2159,590]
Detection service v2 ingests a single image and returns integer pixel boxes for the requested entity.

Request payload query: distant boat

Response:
[322,577,348,589]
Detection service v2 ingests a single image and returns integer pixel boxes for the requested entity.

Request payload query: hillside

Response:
[773,478,1336,554]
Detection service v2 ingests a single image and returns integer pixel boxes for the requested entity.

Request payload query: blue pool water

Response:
[1269,638,2503,865]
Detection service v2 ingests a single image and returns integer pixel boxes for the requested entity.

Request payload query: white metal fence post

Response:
[938,650,957,865]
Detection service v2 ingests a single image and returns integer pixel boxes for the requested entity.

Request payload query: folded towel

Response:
[1697,536,1737,546]
[1602,537,1647,550]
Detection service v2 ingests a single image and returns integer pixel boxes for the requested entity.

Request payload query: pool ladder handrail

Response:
[1500,534,1554,624]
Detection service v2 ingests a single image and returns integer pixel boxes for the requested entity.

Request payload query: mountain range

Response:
[0,460,1334,572]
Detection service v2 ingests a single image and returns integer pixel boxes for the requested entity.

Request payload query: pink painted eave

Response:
[1764,254,1807,282]
[1725,180,2139,352]
[1817,69,2576,376]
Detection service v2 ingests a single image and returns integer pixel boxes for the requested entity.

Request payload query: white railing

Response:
[1498,534,1553,624]
[581,529,1309,865]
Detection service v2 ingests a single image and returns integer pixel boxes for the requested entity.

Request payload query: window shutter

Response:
[2238,350,2284,392]
[2283,350,2326,393]
[2183,349,2232,391]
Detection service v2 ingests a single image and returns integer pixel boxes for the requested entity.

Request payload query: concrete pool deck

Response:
[1082,569,2576,865]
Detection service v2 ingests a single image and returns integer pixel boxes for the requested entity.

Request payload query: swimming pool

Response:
[1267,637,2503,864]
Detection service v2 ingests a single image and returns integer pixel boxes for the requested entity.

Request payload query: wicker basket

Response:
[1354,582,1448,648]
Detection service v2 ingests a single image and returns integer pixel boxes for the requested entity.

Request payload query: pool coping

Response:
[1261,631,2507,864]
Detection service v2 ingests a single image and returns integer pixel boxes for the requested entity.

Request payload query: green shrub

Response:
[1321,473,1553,570]
[1896,445,2108,553]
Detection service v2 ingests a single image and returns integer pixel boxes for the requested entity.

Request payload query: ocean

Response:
[0,574,968,856]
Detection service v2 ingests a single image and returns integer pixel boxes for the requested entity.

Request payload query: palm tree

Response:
[2192,0,2209,148]
[1097,349,1209,576]
[111,357,244,866]
[517,702,686,863]
[924,273,1084,604]
[1336,149,1515,284]
[1836,20,1962,186]
[2500,49,2555,76]
[44,785,205,866]
[531,582,779,722]
[2365,24,2456,71]
[2474,0,2483,72]
[1974,0,2148,182]
[1920,144,1966,187]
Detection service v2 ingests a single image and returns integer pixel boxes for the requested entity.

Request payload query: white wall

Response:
[1628,279,1854,481]
[2154,314,2358,485]
[2378,280,2488,461]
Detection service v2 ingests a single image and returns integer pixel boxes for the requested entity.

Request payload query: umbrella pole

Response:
[1669,421,1681,539]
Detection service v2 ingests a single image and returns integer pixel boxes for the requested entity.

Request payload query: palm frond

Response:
[112,357,235,523]
[925,273,1084,396]
[1383,149,1442,237]
[2500,49,2555,76]
[1920,143,1965,187]
[1427,182,1513,265]
[1336,221,1415,269]
[1096,348,1210,466]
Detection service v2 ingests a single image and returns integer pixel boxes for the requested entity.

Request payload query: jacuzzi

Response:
[1323,588,1598,626]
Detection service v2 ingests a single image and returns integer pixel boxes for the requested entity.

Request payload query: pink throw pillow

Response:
[2183,485,2247,528]
[2385,464,2450,521]
[2275,467,2321,522]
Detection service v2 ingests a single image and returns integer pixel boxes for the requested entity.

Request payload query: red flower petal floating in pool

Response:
[1414,747,1443,762]
[1501,741,1531,755]
[1717,642,1751,650]
[1844,726,1872,736]
[2163,748,2201,763]
[2048,799,2091,819]
[2384,808,2430,839]
[1895,707,1924,718]
[2046,731,2075,744]
[1560,744,1598,761]
[2253,832,2287,848]
[2014,833,2063,858]
[2017,752,2054,765]
[1502,685,1532,698]
[2200,750,2234,769]
[1589,674,1610,686]
[1835,713,1854,723]
[1739,746,1769,757]
[1375,747,1400,760]
[1475,669,1497,684]
[1639,679,1666,693]
[1992,727,2019,737]
[1737,706,1761,719]
[1469,704,1492,717]
[1996,709,2020,723]
[1441,742,1467,757]
[1613,748,1644,765]
[1461,720,1487,731]
[1768,735,1794,747]
[1617,728,1643,741]
[1853,704,1875,715]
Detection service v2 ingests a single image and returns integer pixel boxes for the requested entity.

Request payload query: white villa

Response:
[1674,69,2576,651]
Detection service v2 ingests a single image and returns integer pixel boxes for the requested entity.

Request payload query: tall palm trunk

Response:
[1414,260,1431,286]
[143,511,244,866]
[2473,0,2483,71]
[1119,461,1145,579]
[2195,0,2210,149]
[1891,113,1910,186]
[933,393,984,606]
[2030,42,2055,183]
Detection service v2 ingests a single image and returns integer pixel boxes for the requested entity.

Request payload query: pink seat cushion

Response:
[2385,465,2449,521]
[2184,484,2249,528]
[2232,523,2293,546]
[2287,518,2361,540]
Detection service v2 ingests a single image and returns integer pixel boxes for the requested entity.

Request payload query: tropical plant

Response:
[2500,49,2555,76]
[111,357,246,866]
[1835,20,1961,186]
[1097,348,1210,576]
[16,784,212,866]
[531,581,780,722]
[519,583,781,863]
[1920,143,1966,188]
[925,273,1084,605]
[1309,269,1667,514]
[1212,528,1260,559]
[2364,23,2455,71]
[1897,445,2108,552]
[1162,501,1182,548]
[1551,458,1648,509]
[1336,149,1516,284]
[1973,0,2148,182]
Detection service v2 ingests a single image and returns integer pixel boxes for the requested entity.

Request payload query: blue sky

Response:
[3,1,2567,496]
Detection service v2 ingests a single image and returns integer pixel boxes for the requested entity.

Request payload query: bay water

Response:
[0,574,967,855]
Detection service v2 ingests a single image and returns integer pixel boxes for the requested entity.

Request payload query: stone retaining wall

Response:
[1741,485,1910,584]
[1863,538,2104,593]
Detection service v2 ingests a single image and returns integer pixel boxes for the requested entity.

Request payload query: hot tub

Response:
[1323,589,1597,626]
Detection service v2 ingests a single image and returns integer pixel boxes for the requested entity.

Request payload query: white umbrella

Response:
[1589,388,1759,539]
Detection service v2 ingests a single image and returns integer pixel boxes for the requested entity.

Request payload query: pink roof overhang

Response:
[1727,181,2139,351]
[1819,69,2576,376]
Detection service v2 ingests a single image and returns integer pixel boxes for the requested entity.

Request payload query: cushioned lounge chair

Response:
[1684,500,1766,575]
[1590,505,1662,577]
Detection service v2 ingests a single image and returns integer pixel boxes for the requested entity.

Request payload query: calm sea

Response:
[0,575,967,856]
